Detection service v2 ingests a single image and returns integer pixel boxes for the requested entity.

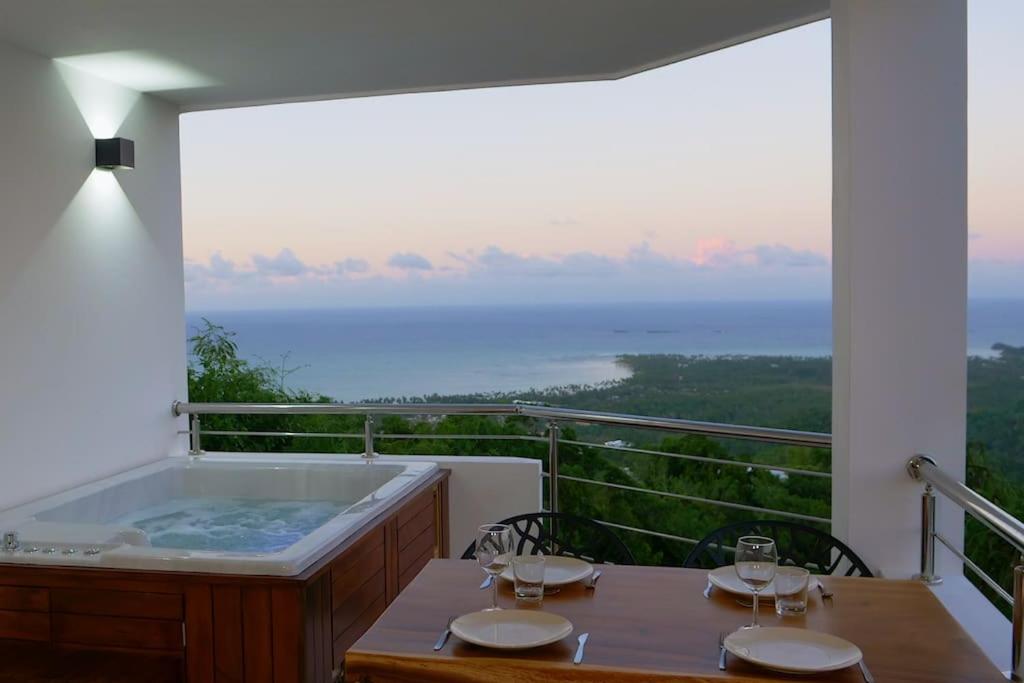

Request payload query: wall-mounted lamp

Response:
[95,137,135,170]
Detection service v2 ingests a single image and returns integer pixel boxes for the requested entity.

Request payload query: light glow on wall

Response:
[56,51,217,93]
[55,61,140,138]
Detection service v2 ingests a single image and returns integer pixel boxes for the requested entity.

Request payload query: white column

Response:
[831,0,967,578]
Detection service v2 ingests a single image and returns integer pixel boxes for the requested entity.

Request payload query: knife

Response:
[858,660,875,683]
[573,632,590,665]
[433,616,455,651]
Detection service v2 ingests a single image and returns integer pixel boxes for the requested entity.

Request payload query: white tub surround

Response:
[0,454,437,576]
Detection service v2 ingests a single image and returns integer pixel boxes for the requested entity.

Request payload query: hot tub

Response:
[0,454,438,575]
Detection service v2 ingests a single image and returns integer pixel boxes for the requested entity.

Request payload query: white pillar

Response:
[831,0,967,578]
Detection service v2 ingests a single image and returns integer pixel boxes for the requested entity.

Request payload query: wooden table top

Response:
[346,559,1005,683]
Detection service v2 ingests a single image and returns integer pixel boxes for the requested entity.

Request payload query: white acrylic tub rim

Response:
[0,454,438,576]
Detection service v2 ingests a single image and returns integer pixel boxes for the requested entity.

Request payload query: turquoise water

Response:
[113,498,349,553]
[185,300,1024,401]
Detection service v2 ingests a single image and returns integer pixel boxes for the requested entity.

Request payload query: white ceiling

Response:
[0,0,829,111]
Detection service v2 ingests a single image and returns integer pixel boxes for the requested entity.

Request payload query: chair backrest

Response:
[682,520,873,577]
[460,512,636,565]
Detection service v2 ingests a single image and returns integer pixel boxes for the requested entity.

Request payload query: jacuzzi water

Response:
[113,497,351,553]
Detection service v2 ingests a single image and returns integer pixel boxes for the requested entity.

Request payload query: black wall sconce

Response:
[95,138,135,170]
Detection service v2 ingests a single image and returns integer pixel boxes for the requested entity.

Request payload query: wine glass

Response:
[734,535,777,628]
[475,523,513,610]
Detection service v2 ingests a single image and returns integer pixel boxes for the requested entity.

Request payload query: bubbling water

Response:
[112,497,350,553]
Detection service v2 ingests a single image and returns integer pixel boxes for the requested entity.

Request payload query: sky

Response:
[181,3,1022,311]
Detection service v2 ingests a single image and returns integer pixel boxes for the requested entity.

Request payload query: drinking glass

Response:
[475,523,513,610]
[734,536,777,628]
[774,566,810,616]
[512,554,545,603]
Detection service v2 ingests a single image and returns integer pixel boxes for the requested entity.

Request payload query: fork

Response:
[585,570,603,590]
[818,582,834,601]
[717,631,727,671]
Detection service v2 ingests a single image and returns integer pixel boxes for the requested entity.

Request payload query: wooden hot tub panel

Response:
[0,468,449,683]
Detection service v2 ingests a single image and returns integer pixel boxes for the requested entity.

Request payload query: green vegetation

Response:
[188,319,1023,610]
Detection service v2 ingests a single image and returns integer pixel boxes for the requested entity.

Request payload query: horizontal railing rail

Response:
[172,401,832,448]
[907,455,1024,681]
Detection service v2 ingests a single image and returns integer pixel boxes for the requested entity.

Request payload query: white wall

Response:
[381,455,543,557]
[0,39,186,510]
[830,0,968,577]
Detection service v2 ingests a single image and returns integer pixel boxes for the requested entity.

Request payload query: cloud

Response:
[388,252,433,270]
[184,251,238,283]
[692,238,828,269]
[252,248,308,277]
[333,257,370,274]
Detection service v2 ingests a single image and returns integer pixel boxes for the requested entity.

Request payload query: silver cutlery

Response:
[433,615,455,651]
[735,597,754,608]
[585,570,603,590]
[858,659,875,683]
[703,580,714,599]
[818,582,834,602]
[479,575,493,590]
[717,631,727,671]
[573,632,590,665]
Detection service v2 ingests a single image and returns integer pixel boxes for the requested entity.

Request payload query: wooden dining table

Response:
[345,559,1006,682]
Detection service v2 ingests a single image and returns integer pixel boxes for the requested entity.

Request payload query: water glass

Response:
[512,555,545,603]
[774,567,810,616]
[734,535,777,629]
[475,523,513,611]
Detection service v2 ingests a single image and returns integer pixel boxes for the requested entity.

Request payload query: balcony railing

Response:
[172,401,833,548]
[907,455,1024,680]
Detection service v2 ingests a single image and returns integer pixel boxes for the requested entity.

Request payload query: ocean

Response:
[185,300,1024,402]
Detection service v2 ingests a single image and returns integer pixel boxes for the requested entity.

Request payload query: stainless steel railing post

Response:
[363,415,377,459]
[188,414,204,456]
[1013,564,1024,681]
[908,455,942,584]
[547,422,560,514]
[913,483,943,585]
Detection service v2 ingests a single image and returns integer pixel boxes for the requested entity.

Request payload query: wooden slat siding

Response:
[303,575,334,683]
[384,518,399,604]
[51,588,183,620]
[270,586,303,683]
[396,489,435,529]
[396,504,433,550]
[0,586,48,612]
[437,476,450,559]
[185,585,216,683]
[0,641,184,683]
[331,569,385,637]
[52,613,183,651]
[397,524,436,577]
[332,594,385,665]
[241,587,273,683]
[318,578,334,683]
[331,534,385,611]
[212,586,244,683]
[0,609,49,641]
[397,545,435,592]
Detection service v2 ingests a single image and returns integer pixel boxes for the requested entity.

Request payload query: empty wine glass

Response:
[475,523,513,610]
[734,535,777,628]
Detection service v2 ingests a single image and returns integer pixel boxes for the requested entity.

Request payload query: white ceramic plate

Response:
[450,609,574,650]
[499,556,594,587]
[724,627,862,674]
[707,566,821,599]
